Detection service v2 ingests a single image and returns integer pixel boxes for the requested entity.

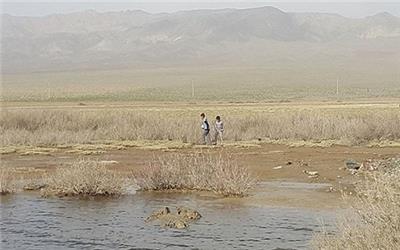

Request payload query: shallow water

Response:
[1,191,336,250]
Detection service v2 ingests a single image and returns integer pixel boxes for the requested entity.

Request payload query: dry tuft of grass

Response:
[0,168,16,195]
[313,158,400,250]
[134,152,255,196]
[42,159,124,197]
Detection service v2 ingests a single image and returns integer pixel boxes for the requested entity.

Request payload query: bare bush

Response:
[313,159,400,250]
[42,159,124,197]
[1,109,399,147]
[0,168,16,195]
[135,152,255,196]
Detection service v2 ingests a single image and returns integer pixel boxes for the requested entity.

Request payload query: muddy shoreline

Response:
[2,143,399,209]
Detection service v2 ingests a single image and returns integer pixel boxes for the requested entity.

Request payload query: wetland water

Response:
[1,191,336,250]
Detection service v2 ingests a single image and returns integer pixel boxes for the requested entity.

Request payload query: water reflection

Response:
[1,192,335,249]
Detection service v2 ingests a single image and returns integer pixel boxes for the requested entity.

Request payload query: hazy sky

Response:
[2,1,400,18]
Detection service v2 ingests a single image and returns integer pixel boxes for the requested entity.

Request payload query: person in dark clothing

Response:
[200,113,210,145]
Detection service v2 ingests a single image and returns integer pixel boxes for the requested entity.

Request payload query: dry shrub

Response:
[313,159,400,250]
[135,152,255,196]
[0,168,16,195]
[42,159,124,197]
[1,109,400,147]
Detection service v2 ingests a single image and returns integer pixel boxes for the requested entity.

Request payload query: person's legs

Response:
[218,131,224,144]
[202,130,209,145]
[205,130,210,145]
[213,131,219,145]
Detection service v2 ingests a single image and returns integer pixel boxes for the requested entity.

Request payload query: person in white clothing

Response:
[213,115,224,145]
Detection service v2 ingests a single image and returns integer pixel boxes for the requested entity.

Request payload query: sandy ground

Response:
[2,143,399,210]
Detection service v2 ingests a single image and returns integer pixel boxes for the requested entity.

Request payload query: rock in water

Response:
[159,214,188,229]
[145,206,201,229]
[176,206,202,221]
[145,207,171,222]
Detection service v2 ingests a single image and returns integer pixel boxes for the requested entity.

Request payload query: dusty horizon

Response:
[2,1,400,18]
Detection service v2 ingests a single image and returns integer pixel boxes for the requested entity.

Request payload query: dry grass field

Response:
[2,67,399,151]
[2,67,399,144]
[1,101,400,150]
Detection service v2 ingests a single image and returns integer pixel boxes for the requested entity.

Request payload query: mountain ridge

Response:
[2,6,399,73]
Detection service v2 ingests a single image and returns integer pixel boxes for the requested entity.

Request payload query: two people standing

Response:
[200,113,224,145]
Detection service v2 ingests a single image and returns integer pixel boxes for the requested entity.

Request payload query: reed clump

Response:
[134,152,255,196]
[0,168,16,195]
[42,160,124,197]
[313,158,400,250]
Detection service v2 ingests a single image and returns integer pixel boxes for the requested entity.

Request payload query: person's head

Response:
[200,113,205,118]
[216,116,221,121]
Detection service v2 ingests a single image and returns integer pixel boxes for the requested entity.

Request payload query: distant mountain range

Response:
[2,6,400,73]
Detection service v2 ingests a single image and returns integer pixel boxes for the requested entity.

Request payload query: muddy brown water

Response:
[0,188,337,250]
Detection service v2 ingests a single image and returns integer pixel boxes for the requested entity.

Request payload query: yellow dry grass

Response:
[41,159,124,197]
[134,152,255,196]
[0,168,16,195]
[1,103,400,148]
[313,159,400,250]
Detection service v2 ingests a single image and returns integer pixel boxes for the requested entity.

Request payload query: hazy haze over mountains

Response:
[2,6,400,73]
